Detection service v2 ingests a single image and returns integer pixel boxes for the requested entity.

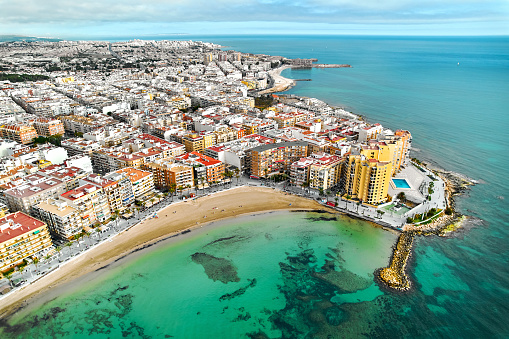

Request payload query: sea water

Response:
[2,35,509,337]
[0,211,397,338]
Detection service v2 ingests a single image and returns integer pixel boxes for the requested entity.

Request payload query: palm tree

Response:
[199,176,205,193]
[227,170,234,186]
[193,178,199,194]
[33,257,40,272]
[177,185,184,199]
[96,227,102,240]
[234,168,240,184]
[5,272,13,287]
[170,183,177,200]
[334,197,338,207]
[186,184,191,196]
[84,231,92,246]
[55,245,62,257]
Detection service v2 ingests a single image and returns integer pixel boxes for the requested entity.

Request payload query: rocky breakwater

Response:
[312,64,352,68]
[377,164,477,292]
[376,231,415,291]
[292,64,352,69]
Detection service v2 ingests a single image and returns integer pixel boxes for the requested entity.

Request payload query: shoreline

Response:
[0,186,331,319]
[377,162,477,292]
[259,65,296,94]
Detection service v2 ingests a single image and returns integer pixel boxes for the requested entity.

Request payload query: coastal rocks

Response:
[376,232,415,292]
[191,252,240,283]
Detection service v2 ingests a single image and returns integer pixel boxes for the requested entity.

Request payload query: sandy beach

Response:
[259,65,295,94]
[0,186,328,318]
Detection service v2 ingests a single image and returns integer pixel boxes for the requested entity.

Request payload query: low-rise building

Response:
[39,165,88,191]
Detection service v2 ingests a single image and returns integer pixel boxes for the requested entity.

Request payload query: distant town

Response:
[0,39,453,293]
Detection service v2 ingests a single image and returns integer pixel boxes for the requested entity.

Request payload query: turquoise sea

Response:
[2,36,509,337]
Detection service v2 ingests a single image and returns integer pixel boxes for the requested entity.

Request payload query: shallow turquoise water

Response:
[2,35,509,337]
[1,212,397,338]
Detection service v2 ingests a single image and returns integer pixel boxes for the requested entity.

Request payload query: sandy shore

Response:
[0,186,327,318]
[259,65,295,94]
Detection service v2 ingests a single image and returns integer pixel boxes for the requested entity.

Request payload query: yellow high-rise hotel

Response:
[342,130,411,205]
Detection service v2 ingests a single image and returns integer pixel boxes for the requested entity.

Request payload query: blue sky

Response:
[0,0,507,38]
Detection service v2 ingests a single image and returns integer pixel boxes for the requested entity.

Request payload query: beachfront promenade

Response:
[0,163,447,300]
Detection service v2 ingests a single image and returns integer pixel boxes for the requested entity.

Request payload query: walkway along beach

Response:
[0,186,328,319]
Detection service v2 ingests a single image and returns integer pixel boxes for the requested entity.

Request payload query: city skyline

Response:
[0,0,508,38]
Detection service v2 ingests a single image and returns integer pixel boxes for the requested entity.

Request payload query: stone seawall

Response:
[376,231,415,291]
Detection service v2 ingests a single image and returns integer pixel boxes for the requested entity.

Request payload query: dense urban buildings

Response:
[0,39,413,275]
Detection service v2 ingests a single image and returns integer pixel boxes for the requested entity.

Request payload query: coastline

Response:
[259,65,296,94]
[0,56,480,313]
[258,67,478,293]
[376,163,476,292]
[0,186,330,319]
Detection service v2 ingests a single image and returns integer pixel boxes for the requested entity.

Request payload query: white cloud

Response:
[0,0,507,35]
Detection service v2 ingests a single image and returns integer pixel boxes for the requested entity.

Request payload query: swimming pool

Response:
[392,178,411,189]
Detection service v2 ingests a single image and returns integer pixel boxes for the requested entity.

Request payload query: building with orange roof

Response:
[32,118,65,137]
[143,159,194,190]
[81,174,123,213]
[0,123,37,145]
[250,141,308,178]
[0,211,52,272]
[115,167,154,201]
[104,171,135,208]
[176,151,225,184]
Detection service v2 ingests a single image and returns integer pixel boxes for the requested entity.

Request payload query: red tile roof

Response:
[0,212,46,244]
